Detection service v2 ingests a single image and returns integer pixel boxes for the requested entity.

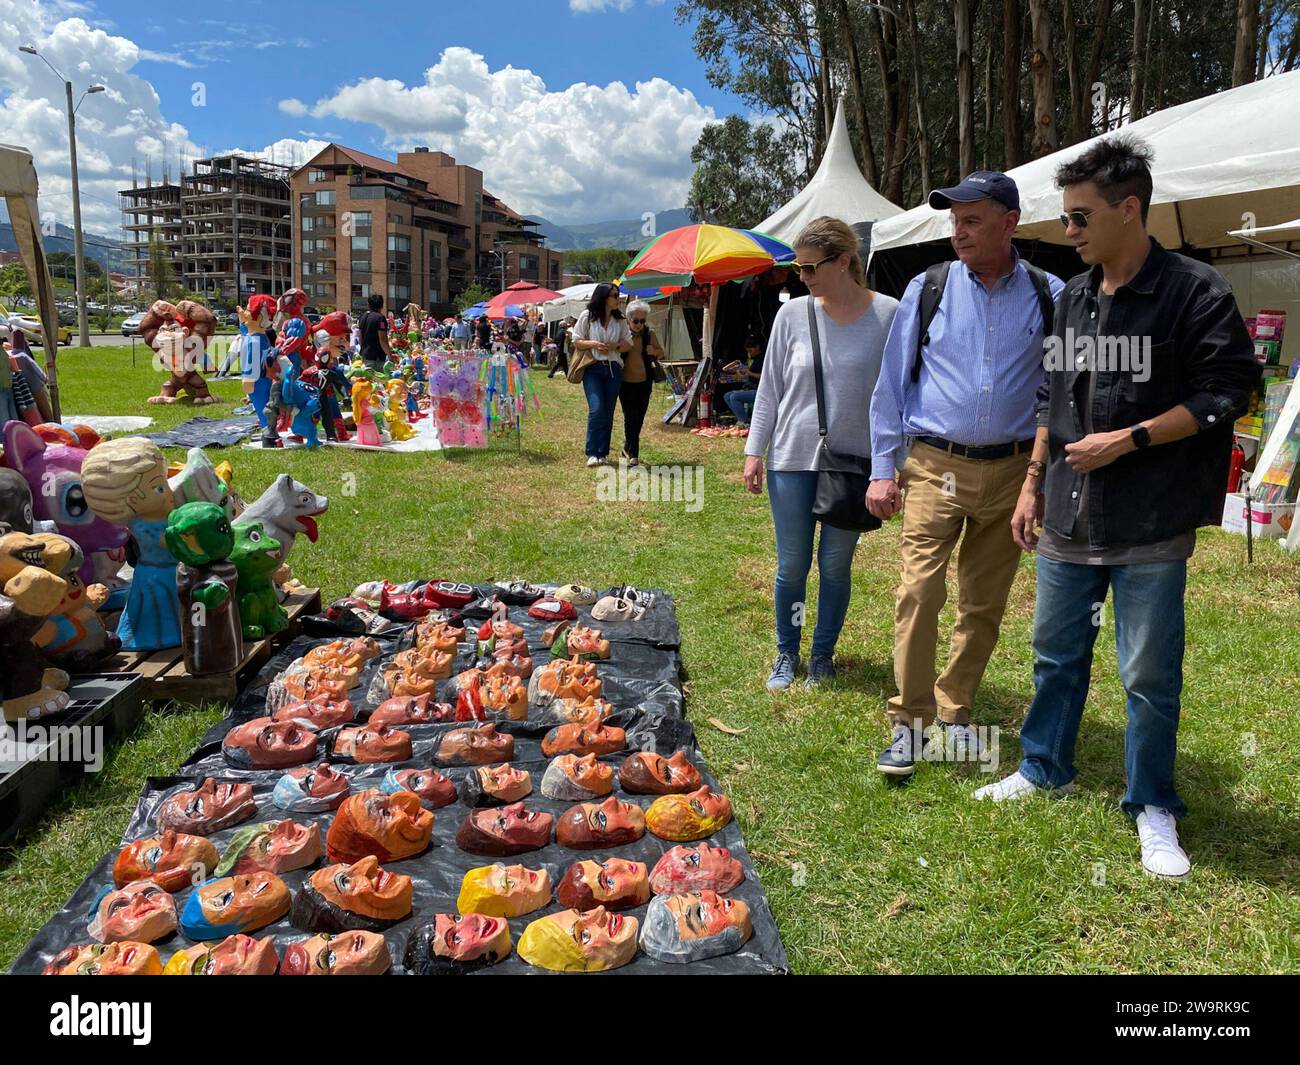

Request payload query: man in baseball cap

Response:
[867,169,1063,779]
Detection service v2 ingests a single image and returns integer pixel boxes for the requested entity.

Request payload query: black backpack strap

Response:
[1023,262,1056,336]
[911,261,951,383]
[805,297,828,441]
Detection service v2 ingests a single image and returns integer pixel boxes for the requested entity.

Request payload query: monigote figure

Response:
[403,913,511,974]
[645,786,733,842]
[156,778,256,836]
[215,820,322,877]
[649,844,745,896]
[143,299,219,404]
[222,717,318,769]
[458,763,532,807]
[325,789,433,864]
[42,942,163,976]
[86,880,178,944]
[229,520,287,640]
[236,295,278,432]
[114,831,218,891]
[273,763,351,813]
[165,501,243,676]
[0,530,71,721]
[380,767,458,809]
[557,858,650,912]
[455,802,552,856]
[556,796,646,849]
[540,753,614,801]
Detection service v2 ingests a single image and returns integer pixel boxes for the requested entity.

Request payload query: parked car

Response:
[121,311,146,337]
[0,303,72,346]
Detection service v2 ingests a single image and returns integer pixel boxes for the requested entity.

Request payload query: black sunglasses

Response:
[792,254,837,276]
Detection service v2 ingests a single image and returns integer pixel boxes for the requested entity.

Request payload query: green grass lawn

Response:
[3,344,1298,973]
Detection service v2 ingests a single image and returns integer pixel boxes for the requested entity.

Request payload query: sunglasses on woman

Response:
[792,254,836,276]
[629,317,646,325]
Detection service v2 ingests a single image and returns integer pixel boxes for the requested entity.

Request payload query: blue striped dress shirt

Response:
[870,253,1064,479]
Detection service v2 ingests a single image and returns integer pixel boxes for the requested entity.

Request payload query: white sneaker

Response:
[1135,806,1191,879]
[944,722,982,759]
[974,770,1075,802]
[586,456,600,468]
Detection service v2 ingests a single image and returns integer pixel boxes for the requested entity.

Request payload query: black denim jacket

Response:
[1035,239,1259,548]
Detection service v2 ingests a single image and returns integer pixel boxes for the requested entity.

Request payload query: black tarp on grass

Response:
[9,585,788,975]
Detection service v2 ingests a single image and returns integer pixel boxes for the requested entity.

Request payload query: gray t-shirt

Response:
[1038,290,1195,565]
[745,294,899,471]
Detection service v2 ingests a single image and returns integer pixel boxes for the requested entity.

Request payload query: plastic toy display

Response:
[143,299,219,405]
[166,501,243,676]
[80,436,181,651]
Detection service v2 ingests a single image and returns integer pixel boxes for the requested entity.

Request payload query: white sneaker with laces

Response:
[973,770,1075,802]
[586,456,601,468]
[1135,806,1191,878]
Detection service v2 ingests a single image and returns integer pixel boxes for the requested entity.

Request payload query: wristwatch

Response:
[1130,425,1152,449]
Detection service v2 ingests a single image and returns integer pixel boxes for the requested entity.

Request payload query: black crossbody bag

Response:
[807,298,881,533]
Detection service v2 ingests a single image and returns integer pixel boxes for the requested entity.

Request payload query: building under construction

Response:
[119,154,293,306]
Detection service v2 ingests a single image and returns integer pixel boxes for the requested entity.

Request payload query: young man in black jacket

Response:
[975,135,1259,880]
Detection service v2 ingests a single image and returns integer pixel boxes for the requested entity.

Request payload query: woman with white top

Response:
[742,216,900,690]
[571,282,632,466]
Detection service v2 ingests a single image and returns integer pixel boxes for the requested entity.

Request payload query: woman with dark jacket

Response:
[618,300,662,466]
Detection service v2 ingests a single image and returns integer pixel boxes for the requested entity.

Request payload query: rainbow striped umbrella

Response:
[620,224,794,291]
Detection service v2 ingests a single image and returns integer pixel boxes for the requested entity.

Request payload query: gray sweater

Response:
[744,294,899,471]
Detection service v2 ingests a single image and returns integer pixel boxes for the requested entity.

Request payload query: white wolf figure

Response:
[240,475,328,574]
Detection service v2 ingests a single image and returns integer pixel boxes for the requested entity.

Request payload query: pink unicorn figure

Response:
[3,421,130,588]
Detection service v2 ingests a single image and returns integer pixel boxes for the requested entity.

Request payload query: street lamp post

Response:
[20,45,103,348]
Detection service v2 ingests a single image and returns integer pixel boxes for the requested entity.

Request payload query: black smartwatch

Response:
[1130,425,1151,449]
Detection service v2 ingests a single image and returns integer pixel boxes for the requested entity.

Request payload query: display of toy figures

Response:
[238,474,328,579]
[349,369,385,447]
[168,447,242,521]
[164,501,243,677]
[81,437,182,652]
[143,299,220,405]
[229,520,287,640]
[0,529,72,721]
[4,419,130,591]
[235,295,278,433]
[261,288,314,448]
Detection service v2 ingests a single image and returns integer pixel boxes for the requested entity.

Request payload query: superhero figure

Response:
[261,289,312,448]
[237,295,278,431]
[309,312,353,442]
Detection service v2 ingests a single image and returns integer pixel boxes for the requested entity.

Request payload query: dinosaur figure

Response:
[229,520,287,640]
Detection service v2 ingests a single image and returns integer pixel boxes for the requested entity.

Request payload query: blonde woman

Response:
[742,217,899,690]
[81,437,181,650]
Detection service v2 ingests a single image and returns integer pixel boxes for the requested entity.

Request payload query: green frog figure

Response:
[229,519,288,640]
[165,501,242,676]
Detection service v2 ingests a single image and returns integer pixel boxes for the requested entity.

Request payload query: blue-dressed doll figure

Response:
[80,436,183,651]
[237,294,279,430]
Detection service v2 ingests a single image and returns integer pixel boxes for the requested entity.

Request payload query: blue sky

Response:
[0,0,748,231]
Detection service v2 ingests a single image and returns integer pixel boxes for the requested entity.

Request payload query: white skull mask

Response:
[592,595,645,622]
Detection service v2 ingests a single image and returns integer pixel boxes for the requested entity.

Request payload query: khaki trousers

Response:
[887,441,1026,728]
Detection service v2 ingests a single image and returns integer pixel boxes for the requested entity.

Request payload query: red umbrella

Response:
[484,280,564,316]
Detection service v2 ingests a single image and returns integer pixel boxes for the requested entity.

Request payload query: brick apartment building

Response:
[290,144,562,316]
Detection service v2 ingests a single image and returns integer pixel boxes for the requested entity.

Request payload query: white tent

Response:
[1,143,62,419]
[755,97,903,244]
[542,283,600,324]
[871,69,1300,259]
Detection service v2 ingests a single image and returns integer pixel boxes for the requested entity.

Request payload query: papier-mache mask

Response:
[436,723,515,766]
[456,864,551,918]
[273,763,352,812]
[649,844,745,896]
[369,694,455,727]
[645,786,733,842]
[458,763,532,807]
[87,880,178,944]
[180,872,291,940]
[331,723,412,764]
[280,931,391,975]
[455,802,553,856]
[517,907,638,972]
[618,750,703,795]
[163,935,279,975]
[43,941,163,976]
[326,788,434,864]
[272,697,356,731]
[638,890,752,963]
[215,820,322,877]
[156,778,257,836]
[541,722,625,758]
[556,796,646,849]
[556,859,650,912]
[553,584,597,606]
[222,717,318,769]
[380,767,458,810]
[591,594,644,623]
[540,753,614,802]
[113,831,218,891]
[291,857,413,933]
[403,913,512,974]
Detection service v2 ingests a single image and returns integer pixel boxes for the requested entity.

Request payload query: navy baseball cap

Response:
[928,171,1020,212]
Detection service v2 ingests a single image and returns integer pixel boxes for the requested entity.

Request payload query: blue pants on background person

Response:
[767,470,860,658]
[1017,555,1187,818]
[725,388,757,425]
[582,360,623,458]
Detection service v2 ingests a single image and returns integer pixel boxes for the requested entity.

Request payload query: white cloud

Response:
[278,97,308,116]
[570,0,633,12]
[305,46,714,223]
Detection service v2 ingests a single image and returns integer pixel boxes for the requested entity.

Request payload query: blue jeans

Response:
[1018,555,1187,818]
[725,389,757,424]
[767,470,860,658]
[582,360,623,457]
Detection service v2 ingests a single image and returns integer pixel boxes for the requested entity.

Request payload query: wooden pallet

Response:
[95,587,322,705]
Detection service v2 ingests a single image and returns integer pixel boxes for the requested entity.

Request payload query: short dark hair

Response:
[1054,134,1154,224]
[368,294,383,312]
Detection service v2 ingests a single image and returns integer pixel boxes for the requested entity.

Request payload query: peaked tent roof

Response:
[871,69,1300,258]
[755,98,903,243]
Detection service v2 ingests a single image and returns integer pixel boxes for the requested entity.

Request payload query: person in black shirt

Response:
[721,335,765,424]
[475,315,491,349]
[358,294,391,370]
